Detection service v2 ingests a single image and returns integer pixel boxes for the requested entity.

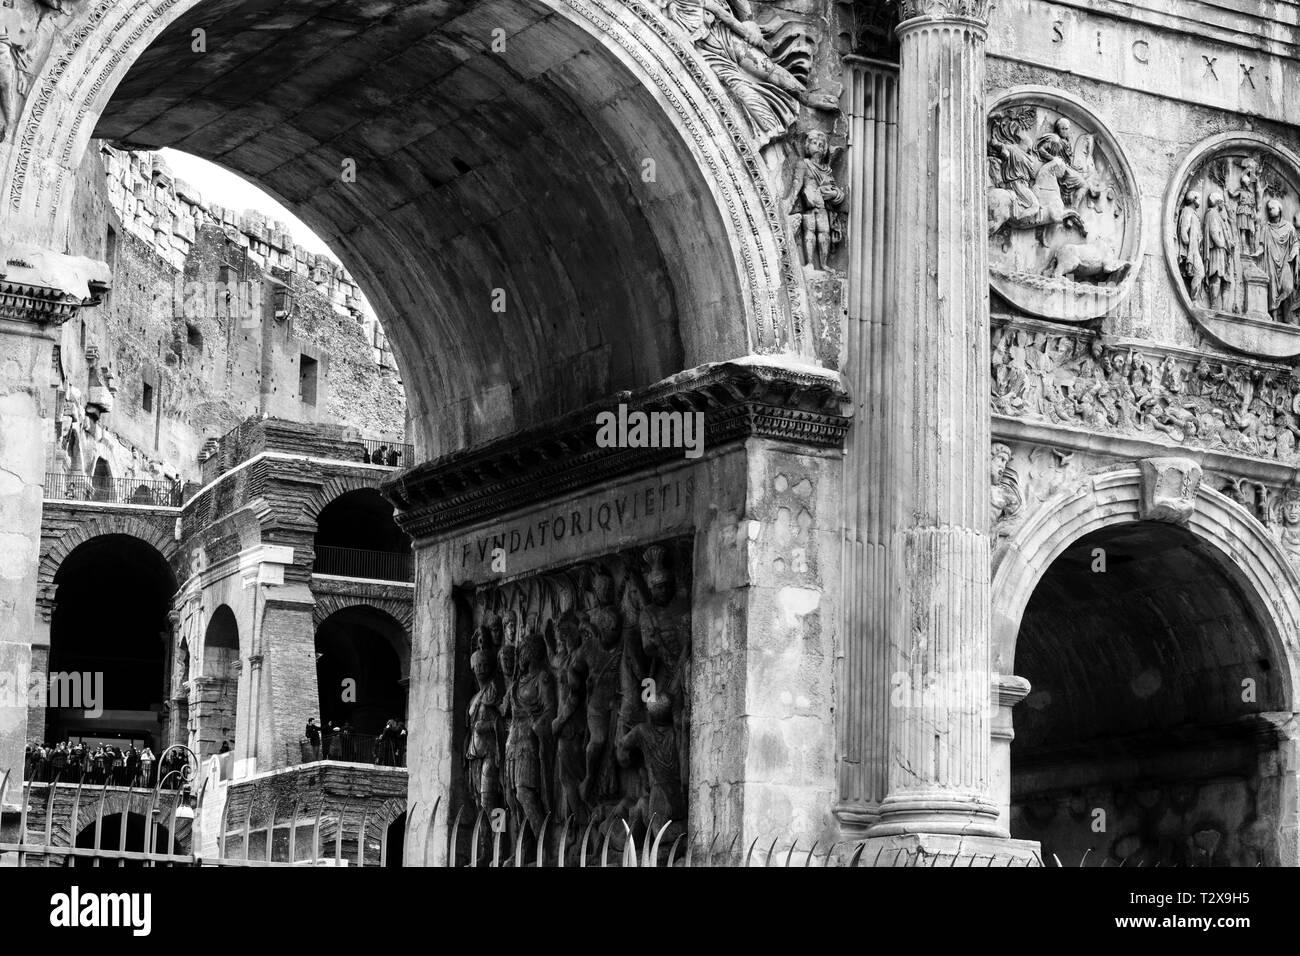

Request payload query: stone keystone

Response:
[1138,457,1202,524]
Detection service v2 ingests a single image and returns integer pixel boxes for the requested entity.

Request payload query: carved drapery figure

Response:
[787,129,846,272]
[1204,192,1235,311]
[578,568,624,805]
[1280,489,1300,561]
[465,649,504,815]
[458,539,692,858]
[656,0,818,148]
[1231,159,1261,258]
[501,631,556,838]
[990,442,1022,531]
[1177,191,1205,303]
[637,545,692,788]
[1261,198,1299,323]
[617,693,686,838]
[546,611,587,822]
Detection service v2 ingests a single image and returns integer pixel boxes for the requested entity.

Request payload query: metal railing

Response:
[43,472,183,507]
[313,545,413,582]
[296,732,407,768]
[355,438,413,468]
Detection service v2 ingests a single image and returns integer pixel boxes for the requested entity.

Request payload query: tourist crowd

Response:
[22,742,192,787]
[303,717,407,767]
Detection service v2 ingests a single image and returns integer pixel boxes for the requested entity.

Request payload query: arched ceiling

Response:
[1014,521,1283,760]
[95,0,752,455]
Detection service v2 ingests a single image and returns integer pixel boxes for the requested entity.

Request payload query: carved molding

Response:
[384,360,850,540]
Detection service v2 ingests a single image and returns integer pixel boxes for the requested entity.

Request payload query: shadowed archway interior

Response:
[49,535,177,747]
[315,605,408,739]
[95,0,753,456]
[1010,521,1285,866]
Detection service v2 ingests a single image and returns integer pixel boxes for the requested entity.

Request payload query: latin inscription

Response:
[457,475,695,571]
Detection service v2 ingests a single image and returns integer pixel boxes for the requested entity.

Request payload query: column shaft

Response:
[874,9,1000,837]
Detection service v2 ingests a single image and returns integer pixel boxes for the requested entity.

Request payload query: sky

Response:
[158,148,335,258]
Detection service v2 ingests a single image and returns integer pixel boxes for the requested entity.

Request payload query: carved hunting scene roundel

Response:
[986,88,1143,322]
[1165,133,1300,359]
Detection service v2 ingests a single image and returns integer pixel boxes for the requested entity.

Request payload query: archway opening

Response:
[90,457,113,501]
[313,488,411,581]
[89,0,761,457]
[1010,521,1286,866]
[74,813,180,866]
[385,813,406,867]
[196,605,239,760]
[315,606,408,756]
[48,535,176,748]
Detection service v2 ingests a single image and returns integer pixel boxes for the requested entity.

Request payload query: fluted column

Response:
[871,0,1001,837]
[837,58,897,829]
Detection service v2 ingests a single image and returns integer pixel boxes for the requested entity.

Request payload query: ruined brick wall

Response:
[220,764,407,864]
[50,144,406,488]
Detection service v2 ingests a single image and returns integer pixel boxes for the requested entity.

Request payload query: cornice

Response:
[384,360,851,539]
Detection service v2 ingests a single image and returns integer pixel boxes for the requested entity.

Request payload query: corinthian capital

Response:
[898,0,991,21]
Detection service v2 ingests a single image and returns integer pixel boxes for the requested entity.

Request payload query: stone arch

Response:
[315,602,412,695]
[5,0,811,456]
[991,466,1300,710]
[38,514,178,598]
[303,475,389,526]
[313,594,413,634]
[70,788,156,841]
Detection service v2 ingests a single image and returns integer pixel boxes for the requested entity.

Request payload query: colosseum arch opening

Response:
[47,534,177,749]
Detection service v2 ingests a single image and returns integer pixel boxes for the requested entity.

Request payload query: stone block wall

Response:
[49,142,406,492]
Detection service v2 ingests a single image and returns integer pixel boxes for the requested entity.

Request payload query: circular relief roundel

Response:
[986,87,1144,322]
[1165,132,1300,359]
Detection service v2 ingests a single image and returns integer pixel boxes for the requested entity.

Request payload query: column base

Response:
[855,832,1042,867]
[870,789,1005,838]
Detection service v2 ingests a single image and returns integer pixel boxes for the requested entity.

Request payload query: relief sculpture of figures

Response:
[985,93,1141,322]
[993,323,1300,466]
[654,0,829,148]
[0,0,84,143]
[1171,143,1300,329]
[459,539,692,862]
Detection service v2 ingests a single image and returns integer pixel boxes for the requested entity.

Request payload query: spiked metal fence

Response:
[425,803,1049,867]
[12,776,1227,867]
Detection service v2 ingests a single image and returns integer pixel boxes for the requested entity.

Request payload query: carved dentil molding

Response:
[384,360,851,540]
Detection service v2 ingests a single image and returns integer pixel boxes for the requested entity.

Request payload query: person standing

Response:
[141,747,154,786]
[305,717,321,760]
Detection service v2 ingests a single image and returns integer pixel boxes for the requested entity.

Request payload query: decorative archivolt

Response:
[990,465,1300,713]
